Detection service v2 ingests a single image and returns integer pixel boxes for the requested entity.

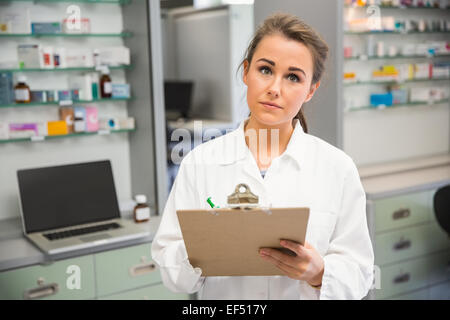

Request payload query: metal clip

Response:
[227,183,259,209]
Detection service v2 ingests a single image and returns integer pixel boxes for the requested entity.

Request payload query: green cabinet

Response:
[0,255,95,300]
[94,243,162,297]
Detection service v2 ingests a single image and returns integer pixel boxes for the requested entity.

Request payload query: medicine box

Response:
[47,120,68,136]
[59,107,74,133]
[9,123,38,138]
[62,18,90,34]
[30,91,47,103]
[85,106,99,132]
[111,84,130,99]
[370,93,393,107]
[0,72,14,105]
[17,44,42,69]
[31,22,61,34]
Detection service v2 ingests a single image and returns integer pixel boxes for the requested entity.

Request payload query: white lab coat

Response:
[151,118,374,300]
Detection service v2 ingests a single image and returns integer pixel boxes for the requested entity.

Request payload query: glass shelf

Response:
[347,99,449,112]
[345,30,450,35]
[0,0,129,3]
[344,77,450,86]
[0,65,132,73]
[344,54,450,61]
[0,32,132,38]
[0,128,135,144]
[344,4,449,10]
[0,97,131,108]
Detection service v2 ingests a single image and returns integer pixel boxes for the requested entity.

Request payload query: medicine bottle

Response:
[14,75,31,103]
[99,66,112,98]
[134,194,150,223]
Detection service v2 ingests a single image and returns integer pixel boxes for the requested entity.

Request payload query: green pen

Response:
[207,197,220,208]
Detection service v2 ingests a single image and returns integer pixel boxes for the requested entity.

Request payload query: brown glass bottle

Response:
[133,195,150,223]
[14,75,31,103]
[100,67,112,98]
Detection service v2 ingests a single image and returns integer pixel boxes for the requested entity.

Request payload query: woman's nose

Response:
[267,78,281,98]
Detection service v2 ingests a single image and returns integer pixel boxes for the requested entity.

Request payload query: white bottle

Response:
[134,195,150,223]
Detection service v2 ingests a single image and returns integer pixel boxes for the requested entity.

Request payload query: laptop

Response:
[17,160,150,255]
[164,80,194,121]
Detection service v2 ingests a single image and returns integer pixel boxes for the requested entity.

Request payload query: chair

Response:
[433,185,450,235]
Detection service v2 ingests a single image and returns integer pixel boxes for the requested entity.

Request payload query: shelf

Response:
[0,32,132,38]
[0,0,130,3]
[344,77,450,86]
[0,65,132,73]
[344,4,449,10]
[345,30,450,35]
[0,128,135,144]
[0,97,131,108]
[344,54,450,61]
[347,99,449,112]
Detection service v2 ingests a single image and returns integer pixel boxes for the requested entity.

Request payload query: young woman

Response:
[152,13,374,300]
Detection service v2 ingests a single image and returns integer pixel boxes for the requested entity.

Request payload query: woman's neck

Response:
[244,117,295,170]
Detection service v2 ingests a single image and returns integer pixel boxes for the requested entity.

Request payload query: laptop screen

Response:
[17,160,121,233]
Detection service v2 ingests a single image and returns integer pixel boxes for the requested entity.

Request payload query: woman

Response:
[151,13,374,300]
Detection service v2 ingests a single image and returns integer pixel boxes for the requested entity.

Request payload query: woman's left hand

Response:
[259,240,324,287]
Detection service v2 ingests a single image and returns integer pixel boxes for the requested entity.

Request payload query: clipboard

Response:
[177,206,310,276]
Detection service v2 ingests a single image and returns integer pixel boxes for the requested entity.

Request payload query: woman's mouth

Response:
[260,102,283,110]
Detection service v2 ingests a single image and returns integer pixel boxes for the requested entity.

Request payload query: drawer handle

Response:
[393,238,411,251]
[393,273,410,284]
[24,283,59,300]
[129,262,156,277]
[392,208,410,220]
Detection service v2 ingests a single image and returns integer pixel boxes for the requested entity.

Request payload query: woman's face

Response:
[243,34,320,127]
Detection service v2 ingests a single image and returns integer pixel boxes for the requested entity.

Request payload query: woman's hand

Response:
[259,240,324,287]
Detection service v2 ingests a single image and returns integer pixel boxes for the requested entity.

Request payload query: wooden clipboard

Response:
[177,207,309,276]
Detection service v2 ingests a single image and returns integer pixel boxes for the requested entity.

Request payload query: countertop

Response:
[360,153,450,199]
[0,216,161,272]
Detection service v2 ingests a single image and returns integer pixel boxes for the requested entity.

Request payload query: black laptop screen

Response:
[17,160,121,233]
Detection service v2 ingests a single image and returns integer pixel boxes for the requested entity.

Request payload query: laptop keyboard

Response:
[43,222,121,241]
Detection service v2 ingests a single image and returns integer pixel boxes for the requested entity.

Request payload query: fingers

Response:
[280,239,306,256]
[259,252,301,278]
[260,248,297,267]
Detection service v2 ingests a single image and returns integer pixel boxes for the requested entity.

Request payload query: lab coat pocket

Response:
[305,211,337,256]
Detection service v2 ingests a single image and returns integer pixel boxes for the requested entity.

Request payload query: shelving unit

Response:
[0,32,132,37]
[0,0,168,221]
[0,97,131,108]
[0,128,135,144]
[344,77,450,86]
[0,0,130,3]
[347,98,449,112]
[0,65,132,73]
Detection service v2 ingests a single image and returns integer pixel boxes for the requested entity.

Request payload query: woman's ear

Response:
[305,81,320,103]
[243,60,249,85]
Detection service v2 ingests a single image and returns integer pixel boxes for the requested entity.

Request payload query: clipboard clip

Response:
[227,183,259,210]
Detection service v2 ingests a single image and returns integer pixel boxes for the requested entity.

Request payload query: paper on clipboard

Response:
[177,207,309,276]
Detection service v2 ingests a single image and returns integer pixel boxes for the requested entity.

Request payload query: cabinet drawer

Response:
[375,252,448,300]
[375,223,449,266]
[376,256,428,300]
[374,190,431,233]
[100,283,191,300]
[95,243,161,297]
[0,255,95,300]
[429,281,450,300]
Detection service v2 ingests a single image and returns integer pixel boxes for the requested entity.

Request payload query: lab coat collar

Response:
[218,117,306,170]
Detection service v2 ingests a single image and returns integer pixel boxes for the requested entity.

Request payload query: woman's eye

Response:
[287,73,300,82]
[259,66,271,75]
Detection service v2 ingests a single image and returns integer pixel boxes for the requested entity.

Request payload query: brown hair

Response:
[240,13,329,133]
